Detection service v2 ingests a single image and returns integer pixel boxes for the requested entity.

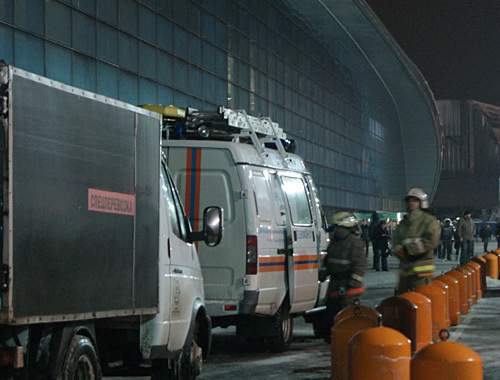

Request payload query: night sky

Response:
[365,0,500,106]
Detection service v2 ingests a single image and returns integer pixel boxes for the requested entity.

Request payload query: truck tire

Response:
[151,359,174,380]
[151,320,203,380]
[176,319,203,380]
[60,334,101,380]
[268,302,293,353]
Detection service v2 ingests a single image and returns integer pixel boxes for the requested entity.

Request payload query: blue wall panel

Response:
[14,31,43,75]
[0,0,409,212]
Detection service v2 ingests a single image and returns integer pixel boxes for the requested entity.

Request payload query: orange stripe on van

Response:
[294,254,318,270]
[259,256,286,272]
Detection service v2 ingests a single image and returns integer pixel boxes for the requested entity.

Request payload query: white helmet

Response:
[444,218,452,224]
[331,212,358,228]
[404,188,428,208]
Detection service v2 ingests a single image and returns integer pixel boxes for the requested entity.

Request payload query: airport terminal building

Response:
[0,0,440,215]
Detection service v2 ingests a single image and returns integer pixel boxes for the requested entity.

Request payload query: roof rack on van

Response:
[140,104,296,163]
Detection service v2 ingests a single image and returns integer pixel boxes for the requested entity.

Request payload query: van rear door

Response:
[278,174,319,314]
[165,145,246,316]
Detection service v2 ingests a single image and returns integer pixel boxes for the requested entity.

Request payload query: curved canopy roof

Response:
[284,0,441,202]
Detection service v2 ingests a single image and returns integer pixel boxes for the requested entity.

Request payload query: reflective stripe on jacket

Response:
[322,227,366,294]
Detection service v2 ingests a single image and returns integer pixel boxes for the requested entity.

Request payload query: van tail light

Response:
[246,235,258,275]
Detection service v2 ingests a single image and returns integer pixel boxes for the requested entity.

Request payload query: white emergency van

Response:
[145,105,329,351]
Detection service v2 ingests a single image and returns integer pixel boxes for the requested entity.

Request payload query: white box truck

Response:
[0,65,222,380]
[149,106,330,351]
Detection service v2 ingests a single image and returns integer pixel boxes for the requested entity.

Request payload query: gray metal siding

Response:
[9,70,159,321]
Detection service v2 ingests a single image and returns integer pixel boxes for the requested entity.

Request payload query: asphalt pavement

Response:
[108,241,500,379]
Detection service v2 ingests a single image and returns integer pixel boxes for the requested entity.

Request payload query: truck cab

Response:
[0,66,222,379]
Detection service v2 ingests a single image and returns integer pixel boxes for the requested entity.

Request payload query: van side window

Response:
[281,176,313,226]
[251,171,273,222]
[161,162,190,241]
[272,174,287,226]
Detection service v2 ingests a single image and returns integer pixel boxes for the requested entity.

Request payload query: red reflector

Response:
[224,304,237,311]
[246,235,258,275]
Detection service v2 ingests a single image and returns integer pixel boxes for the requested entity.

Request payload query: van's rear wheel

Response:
[268,303,293,353]
[60,335,101,380]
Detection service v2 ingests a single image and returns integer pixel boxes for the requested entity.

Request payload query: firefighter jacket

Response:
[457,216,475,241]
[393,209,439,278]
[320,227,365,297]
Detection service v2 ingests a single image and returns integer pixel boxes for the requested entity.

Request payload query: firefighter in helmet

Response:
[319,211,365,342]
[393,188,440,295]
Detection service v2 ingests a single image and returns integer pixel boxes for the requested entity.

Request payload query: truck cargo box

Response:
[0,66,160,324]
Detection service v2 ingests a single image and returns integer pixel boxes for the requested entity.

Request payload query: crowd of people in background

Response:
[359,208,500,271]
[320,187,500,341]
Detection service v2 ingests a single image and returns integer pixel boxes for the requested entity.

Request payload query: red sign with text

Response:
[88,188,135,216]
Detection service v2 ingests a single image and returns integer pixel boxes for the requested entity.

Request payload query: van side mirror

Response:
[203,206,223,246]
[189,206,223,246]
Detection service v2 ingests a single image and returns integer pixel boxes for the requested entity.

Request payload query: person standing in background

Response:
[372,220,389,271]
[496,223,500,249]
[457,210,475,265]
[441,218,454,260]
[480,224,491,253]
[360,219,370,257]
[369,212,380,269]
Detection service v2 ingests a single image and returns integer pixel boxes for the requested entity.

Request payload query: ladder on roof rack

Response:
[141,104,294,164]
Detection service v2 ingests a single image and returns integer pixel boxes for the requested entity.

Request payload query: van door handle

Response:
[173,268,183,274]
[277,248,293,255]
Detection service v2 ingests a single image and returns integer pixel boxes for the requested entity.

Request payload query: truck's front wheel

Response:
[60,335,101,380]
[151,320,203,380]
[176,320,203,379]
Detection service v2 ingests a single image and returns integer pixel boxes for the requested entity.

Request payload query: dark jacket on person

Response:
[457,216,475,241]
[368,212,380,241]
[372,224,389,251]
[480,225,491,240]
[441,225,454,242]
[361,224,370,243]
[321,227,365,295]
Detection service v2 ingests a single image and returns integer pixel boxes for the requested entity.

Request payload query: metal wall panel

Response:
[10,70,159,321]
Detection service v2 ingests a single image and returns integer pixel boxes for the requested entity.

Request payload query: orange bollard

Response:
[330,315,379,380]
[415,284,449,341]
[446,270,469,315]
[457,265,476,306]
[411,330,483,379]
[375,296,418,353]
[484,253,499,279]
[472,256,487,292]
[399,292,433,351]
[434,274,461,326]
[348,326,411,380]
[333,305,381,326]
[426,281,451,329]
[493,249,500,270]
[464,261,482,300]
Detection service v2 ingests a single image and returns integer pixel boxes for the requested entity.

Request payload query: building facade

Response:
[434,100,500,219]
[0,0,440,215]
